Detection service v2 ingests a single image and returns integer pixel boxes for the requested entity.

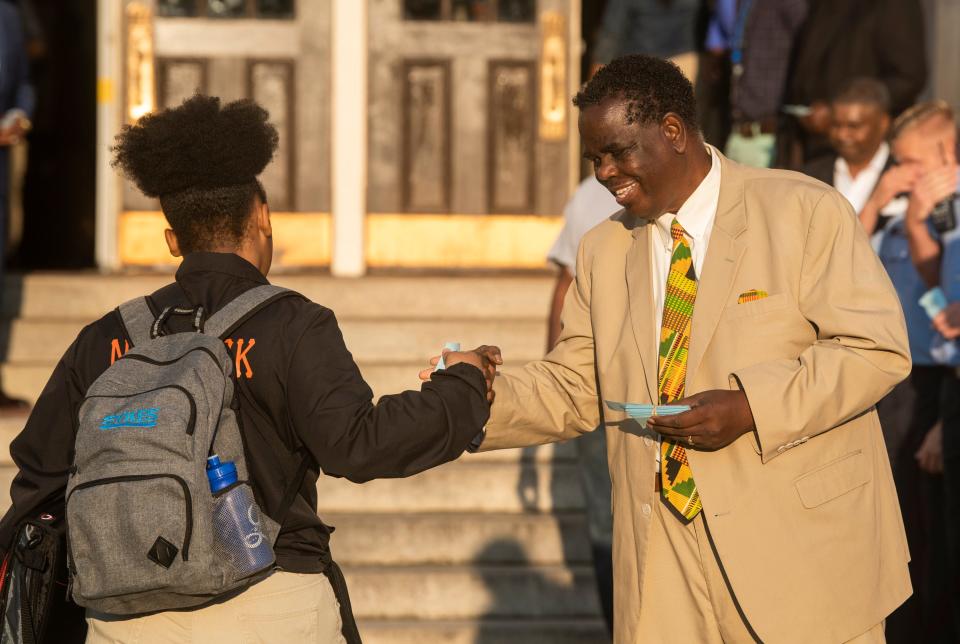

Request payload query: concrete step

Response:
[325,512,591,566]
[2,273,554,321]
[0,318,546,366]
[317,460,585,513]
[343,564,601,620]
[0,363,47,403]
[357,619,609,644]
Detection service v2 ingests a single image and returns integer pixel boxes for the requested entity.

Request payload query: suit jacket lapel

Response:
[686,155,747,386]
[624,221,658,403]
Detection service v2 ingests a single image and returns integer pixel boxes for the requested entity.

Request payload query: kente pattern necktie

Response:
[658,219,702,522]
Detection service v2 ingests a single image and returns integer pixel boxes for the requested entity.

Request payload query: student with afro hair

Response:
[0,95,496,643]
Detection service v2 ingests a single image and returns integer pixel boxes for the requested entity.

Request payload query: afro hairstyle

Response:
[112,94,278,254]
[573,54,698,132]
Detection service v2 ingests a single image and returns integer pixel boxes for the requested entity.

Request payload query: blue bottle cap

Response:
[206,455,238,493]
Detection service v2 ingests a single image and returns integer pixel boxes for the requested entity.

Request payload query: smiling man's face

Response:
[580,96,683,220]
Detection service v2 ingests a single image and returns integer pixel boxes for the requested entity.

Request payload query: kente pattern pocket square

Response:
[737,289,768,304]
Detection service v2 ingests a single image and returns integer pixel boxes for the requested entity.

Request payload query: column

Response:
[95,0,123,271]
[331,0,368,277]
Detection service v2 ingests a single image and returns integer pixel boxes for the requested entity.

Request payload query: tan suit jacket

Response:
[480,154,912,643]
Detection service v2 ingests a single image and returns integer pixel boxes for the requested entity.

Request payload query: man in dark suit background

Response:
[803,78,893,220]
[782,0,926,165]
[0,0,34,413]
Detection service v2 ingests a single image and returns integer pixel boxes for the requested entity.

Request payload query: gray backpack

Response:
[66,285,294,615]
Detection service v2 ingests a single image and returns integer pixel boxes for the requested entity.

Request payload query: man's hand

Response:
[907,163,959,222]
[419,345,503,403]
[800,101,831,135]
[869,165,919,211]
[933,302,960,340]
[647,389,756,451]
[915,422,943,475]
[0,119,28,147]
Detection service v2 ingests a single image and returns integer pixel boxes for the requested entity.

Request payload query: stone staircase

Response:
[0,272,608,643]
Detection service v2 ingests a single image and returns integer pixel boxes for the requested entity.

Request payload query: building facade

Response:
[97,0,583,274]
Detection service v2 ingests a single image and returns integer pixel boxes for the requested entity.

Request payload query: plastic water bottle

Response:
[206,455,274,574]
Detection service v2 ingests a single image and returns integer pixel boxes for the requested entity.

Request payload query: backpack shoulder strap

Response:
[203,285,295,339]
[116,297,155,347]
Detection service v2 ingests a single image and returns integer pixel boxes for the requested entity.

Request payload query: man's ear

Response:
[662,113,686,153]
[164,229,182,258]
[257,200,272,239]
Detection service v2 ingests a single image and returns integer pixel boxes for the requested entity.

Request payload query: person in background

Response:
[803,78,892,216]
[704,0,807,168]
[544,175,620,634]
[592,0,702,82]
[782,0,926,167]
[857,101,959,644]
[0,0,34,414]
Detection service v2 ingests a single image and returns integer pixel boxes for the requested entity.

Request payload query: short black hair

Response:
[112,95,278,254]
[832,78,891,113]
[573,54,698,131]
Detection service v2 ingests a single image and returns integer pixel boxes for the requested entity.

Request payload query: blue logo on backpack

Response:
[100,408,160,430]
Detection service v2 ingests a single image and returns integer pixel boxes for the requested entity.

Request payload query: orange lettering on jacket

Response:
[109,337,255,378]
[224,338,256,379]
[109,339,130,365]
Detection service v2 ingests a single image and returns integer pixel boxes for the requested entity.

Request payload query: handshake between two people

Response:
[415,345,757,450]
[418,345,503,403]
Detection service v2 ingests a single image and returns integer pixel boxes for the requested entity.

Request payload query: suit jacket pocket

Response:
[722,293,789,320]
[795,450,870,509]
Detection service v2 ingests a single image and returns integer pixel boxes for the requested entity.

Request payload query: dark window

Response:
[404,0,535,22]
[257,0,294,18]
[157,0,198,17]
[207,0,247,18]
[497,0,534,22]
[157,0,295,19]
[404,0,443,20]
[451,0,492,22]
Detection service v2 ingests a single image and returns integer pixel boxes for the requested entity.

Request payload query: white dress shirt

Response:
[650,146,723,338]
[834,142,889,215]
[646,146,721,460]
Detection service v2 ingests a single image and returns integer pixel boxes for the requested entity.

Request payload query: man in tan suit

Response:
[433,55,912,642]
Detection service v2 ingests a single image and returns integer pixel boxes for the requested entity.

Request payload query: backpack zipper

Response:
[67,474,193,560]
[121,346,222,371]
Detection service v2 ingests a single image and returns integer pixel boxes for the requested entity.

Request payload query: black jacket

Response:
[0,253,490,576]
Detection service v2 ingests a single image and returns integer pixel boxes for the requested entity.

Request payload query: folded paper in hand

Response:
[605,401,690,425]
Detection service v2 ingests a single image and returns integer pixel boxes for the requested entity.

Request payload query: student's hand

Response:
[907,163,959,222]
[933,302,960,340]
[647,389,756,451]
[915,422,943,475]
[869,165,919,211]
[419,345,503,403]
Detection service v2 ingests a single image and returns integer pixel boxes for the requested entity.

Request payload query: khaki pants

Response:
[86,572,346,644]
[637,499,885,643]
